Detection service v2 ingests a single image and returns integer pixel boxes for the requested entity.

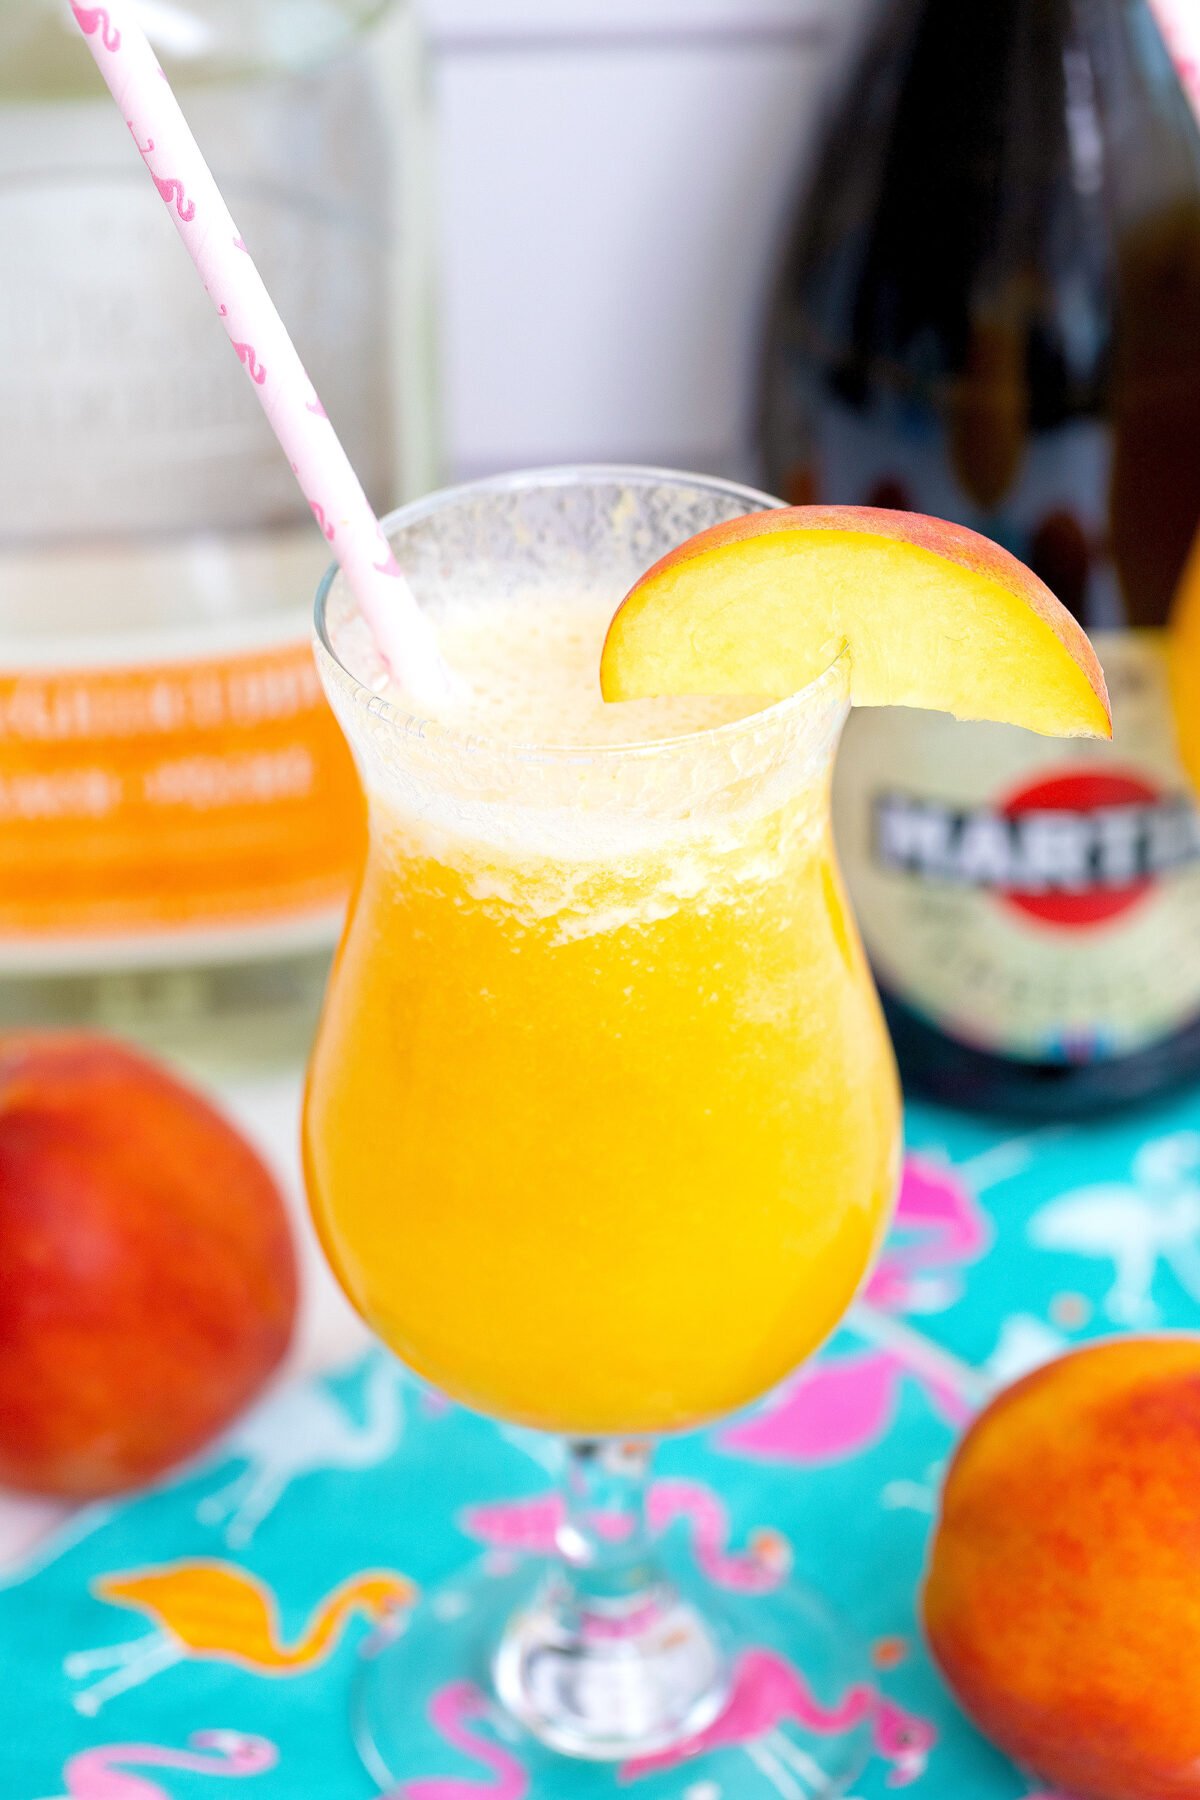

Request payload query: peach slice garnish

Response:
[601,505,1111,739]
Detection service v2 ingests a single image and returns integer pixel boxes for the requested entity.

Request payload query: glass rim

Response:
[313,462,849,765]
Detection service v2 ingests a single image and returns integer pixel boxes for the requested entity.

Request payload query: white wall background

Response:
[417,0,869,482]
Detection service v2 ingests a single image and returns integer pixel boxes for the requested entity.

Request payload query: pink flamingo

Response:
[620,1649,872,1781]
[459,1492,564,1558]
[150,174,196,223]
[618,1648,935,1787]
[233,343,267,385]
[390,1683,528,1800]
[47,1731,277,1800]
[309,500,336,542]
[70,5,120,53]
[722,1349,907,1464]
[461,1478,789,1594]
[864,1155,990,1313]
[874,1697,938,1787]
[125,132,195,225]
[393,1668,934,1799]
[127,129,193,220]
[720,1340,972,1466]
[720,1155,989,1466]
[646,1480,790,1593]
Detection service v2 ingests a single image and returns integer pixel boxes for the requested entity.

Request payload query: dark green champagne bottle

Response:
[761,0,1200,1115]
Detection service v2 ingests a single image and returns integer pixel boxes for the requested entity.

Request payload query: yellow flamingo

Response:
[66,1560,415,1716]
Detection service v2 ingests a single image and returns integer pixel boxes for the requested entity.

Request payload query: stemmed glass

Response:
[305,467,902,1793]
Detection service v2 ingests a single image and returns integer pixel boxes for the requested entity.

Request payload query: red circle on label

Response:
[1000,769,1160,928]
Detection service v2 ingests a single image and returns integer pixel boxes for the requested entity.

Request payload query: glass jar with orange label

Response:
[0,0,428,1066]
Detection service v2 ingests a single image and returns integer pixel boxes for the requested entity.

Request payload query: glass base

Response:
[354,1557,875,1798]
[495,1575,728,1759]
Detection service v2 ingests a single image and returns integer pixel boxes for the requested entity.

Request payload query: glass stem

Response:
[494,1435,729,1754]
[554,1438,663,1615]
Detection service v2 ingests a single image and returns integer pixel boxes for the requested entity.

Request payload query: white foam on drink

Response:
[322,579,848,928]
[407,587,758,747]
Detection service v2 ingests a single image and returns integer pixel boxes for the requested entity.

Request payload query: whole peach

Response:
[924,1335,1200,1800]
[0,1032,296,1496]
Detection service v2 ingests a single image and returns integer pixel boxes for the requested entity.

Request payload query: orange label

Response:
[0,640,364,939]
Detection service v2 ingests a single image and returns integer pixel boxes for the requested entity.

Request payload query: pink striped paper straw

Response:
[70,0,452,706]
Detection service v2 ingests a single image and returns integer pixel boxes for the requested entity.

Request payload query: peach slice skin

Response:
[601,506,1111,739]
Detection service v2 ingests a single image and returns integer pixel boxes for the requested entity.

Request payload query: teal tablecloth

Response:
[6,1092,1199,1799]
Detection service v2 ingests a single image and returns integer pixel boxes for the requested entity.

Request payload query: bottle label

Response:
[0,69,386,967]
[833,631,1200,1061]
[0,637,364,965]
[0,68,393,542]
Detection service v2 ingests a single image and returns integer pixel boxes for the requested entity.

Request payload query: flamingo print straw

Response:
[70,0,452,705]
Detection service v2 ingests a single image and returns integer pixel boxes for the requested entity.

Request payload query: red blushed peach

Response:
[600,504,1111,740]
[0,1032,296,1497]
[924,1335,1200,1800]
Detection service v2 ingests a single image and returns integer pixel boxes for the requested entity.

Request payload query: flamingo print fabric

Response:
[2,1092,1194,1797]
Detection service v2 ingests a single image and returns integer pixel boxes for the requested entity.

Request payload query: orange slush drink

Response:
[304,582,900,1437]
